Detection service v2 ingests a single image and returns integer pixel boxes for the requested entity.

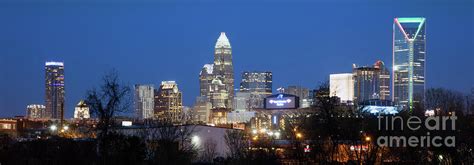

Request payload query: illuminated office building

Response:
[193,96,212,124]
[199,64,214,98]
[353,60,390,103]
[74,100,90,119]
[45,61,65,120]
[329,73,354,103]
[393,17,426,111]
[213,32,234,109]
[284,86,310,108]
[134,84,155,119]
[239,71,272,109]
[154,81,183,123]
[27,104,45,119]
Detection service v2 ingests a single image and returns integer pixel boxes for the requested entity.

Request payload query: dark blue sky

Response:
[0,0,473,118]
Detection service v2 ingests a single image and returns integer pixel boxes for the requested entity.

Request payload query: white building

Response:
[74,100,90,119]
[134,84,155,119]
[329,73,354,103]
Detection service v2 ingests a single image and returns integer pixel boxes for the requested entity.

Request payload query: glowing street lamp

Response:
[50,125,57,131]
[296,133,303,139]
[63,125,69,131]
[365,136,371,142]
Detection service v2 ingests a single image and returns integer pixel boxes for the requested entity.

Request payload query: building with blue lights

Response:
[393,17,426,111]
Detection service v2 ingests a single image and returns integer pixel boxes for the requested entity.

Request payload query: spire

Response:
[215,32,231,48]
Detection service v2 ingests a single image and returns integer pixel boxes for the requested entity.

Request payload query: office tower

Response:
[199,64,214,98]
[239,71,272,109]
[393,17,426,111]
[329,73,354,103]
[27,104,45,119]
[193,96,212,124]
[45,61,65,120]
[209,78,228,109]
[134,84,155,120]
[353,60,391,103]
[213,32,234,109]
[284,85,310,108]
[233,91,251,111]
[240,71,272,94]
[74,100,90,120]
[154,81,183,123]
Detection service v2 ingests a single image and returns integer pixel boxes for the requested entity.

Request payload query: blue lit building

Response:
[393,17,426,111]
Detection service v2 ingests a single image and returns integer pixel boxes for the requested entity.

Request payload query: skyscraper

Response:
[213,32,234,109]
[353,60,390,103]
[74,100,90,120]
[393,17,426,111]
[329,73,354,103]
[154,81,183,123]
[134,84,155,119]
[45,61,65,120]
[284,85,311,108]
[199,64,214,98]
[27,104,45,119]
[239,71,272,109]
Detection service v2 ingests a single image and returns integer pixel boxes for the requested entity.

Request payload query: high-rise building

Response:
[154,81,183,123]
[284,85,310,108]
[134,84,155,120]
[45,61,65,120]
[74,100,90,120]
[27,104,45,119]
[213,32,234,109]
[393,17,426,111]
[240,71,272,94]
[193,96,212,124]
[353,60,390,103]
[239,71,272,109]
[199,64,214,98]
[330,73,354,103]
[233,91,251,111]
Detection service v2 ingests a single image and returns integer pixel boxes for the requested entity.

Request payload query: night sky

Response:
[0,0,473,118]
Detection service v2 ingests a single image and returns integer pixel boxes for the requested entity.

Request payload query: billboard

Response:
[264,94,299,109]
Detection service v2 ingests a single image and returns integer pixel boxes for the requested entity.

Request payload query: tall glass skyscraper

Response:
[213,32,234,109]
[134,84,155,119]
[393,17,426,111]
[45,61,65,120]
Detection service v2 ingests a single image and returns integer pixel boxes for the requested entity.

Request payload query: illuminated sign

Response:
[121,121,132,127]
[264,94,299,109]
[45,62,64,66]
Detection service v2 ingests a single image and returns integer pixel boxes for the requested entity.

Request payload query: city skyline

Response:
[1,0,473,118]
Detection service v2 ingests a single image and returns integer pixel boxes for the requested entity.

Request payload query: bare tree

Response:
[200,138,218,163]
[224,129,249,160]
[140,120,197,164]
[85,70,131,160]
[425,88,465,115]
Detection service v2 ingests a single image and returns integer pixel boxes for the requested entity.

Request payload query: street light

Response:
[365,136,371,142]
[296,133,303,139]
[63,125,69,131]
[50,125,57,131]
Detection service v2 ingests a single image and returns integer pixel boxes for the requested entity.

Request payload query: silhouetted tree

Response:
[85,70,131,163]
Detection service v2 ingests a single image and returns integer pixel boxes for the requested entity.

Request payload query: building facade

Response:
[212,32,234,109]
[239,71,272,109]
[329,73,354,104]
[199,64,214,98]
[154,81,183,123]
[393,17,426,111]
[74,100,90,119]
[26,104,45,119]
[134,85,155,120]
[193,96,212,124]
[353,60,390,103]
[284,86,310,108]
[45,61,65,120]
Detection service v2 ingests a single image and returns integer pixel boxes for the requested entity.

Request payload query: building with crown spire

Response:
[213,32,234,109]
